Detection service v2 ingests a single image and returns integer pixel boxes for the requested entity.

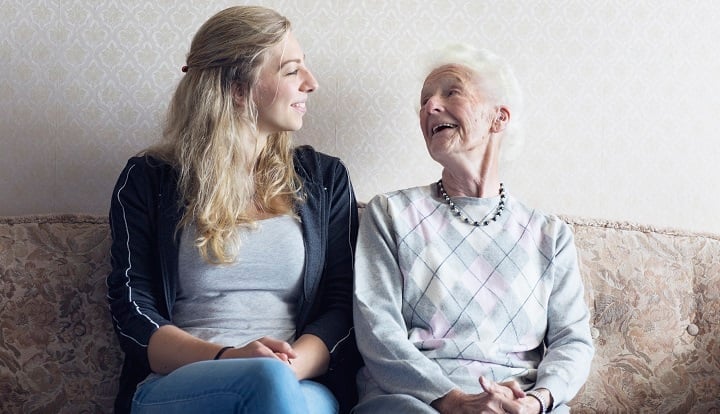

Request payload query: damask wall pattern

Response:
[2,0,719,234]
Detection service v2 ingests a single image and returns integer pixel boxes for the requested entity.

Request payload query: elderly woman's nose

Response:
[424,95,443,112]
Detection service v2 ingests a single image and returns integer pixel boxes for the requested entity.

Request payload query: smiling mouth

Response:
[291,102,307,113]
[431,123,458,136]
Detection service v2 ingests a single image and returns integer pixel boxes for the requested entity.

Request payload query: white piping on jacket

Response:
[114,163,159,347]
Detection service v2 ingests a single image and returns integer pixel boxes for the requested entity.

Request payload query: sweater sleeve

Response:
[353,194,457,404]
[534,220,595,406]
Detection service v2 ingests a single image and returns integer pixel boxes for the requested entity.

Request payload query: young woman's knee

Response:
[245,358,299,392]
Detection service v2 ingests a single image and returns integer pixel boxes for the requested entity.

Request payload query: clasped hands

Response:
[431,376,542,414]
[218,336,297,364]
[216,334,330,381]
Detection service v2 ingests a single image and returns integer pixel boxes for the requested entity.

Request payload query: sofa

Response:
[0,213,719,413]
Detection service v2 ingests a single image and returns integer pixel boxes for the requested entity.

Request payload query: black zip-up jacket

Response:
[107,145,361,413]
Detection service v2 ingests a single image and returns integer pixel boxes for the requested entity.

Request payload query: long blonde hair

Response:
[146,6,302,263]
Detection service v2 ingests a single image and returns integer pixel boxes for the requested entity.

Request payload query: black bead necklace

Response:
[437,179,506,226]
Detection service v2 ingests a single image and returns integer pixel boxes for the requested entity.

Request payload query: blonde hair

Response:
[145,6,302,263]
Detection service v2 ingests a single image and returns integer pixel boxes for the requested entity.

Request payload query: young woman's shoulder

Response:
[119,154,176,181]
[294,144,342,166]
[293,145,349,178]
[112,154,178,200]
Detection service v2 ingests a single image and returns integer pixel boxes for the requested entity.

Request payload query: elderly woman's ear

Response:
[491,106,510,133]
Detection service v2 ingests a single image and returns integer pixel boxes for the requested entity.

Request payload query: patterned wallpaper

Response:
[2,0,719,234]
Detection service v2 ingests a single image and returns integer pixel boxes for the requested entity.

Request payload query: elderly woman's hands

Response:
[430,387,504,414]
[430,377,542,414]
[480,377,545,414]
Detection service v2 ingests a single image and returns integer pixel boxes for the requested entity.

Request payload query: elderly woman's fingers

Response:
[480,376,506,396]
[479,376,526,401]
[498,380,526,399]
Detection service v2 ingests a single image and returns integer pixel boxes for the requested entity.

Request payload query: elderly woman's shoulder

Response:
[509,197,573,233]
[358,184,436,220]
[366,184,434,206]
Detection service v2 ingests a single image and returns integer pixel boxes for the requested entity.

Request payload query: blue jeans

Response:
[131,358,338,414]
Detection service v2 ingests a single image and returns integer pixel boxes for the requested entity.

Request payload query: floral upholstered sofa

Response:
[0,213,719,413]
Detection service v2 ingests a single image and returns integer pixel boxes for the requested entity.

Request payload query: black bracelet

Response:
[213,346,234,360]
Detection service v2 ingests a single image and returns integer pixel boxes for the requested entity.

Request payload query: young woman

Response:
[107,6,359,413]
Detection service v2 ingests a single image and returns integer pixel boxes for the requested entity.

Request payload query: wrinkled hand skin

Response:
[431,376,543,414]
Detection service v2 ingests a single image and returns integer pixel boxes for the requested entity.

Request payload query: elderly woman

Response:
[352,44,594,414]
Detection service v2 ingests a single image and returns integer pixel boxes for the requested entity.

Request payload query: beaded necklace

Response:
[437,179,506,226]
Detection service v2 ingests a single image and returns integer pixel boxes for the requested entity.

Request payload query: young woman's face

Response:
[254,32,318,137]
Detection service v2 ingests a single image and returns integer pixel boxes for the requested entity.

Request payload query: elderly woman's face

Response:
[419,64,496,163]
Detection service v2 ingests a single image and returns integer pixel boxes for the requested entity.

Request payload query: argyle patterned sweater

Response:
[353,183,594,407]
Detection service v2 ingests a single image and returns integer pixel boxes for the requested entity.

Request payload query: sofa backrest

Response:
[0,215,118,413]
[563,216,720,412]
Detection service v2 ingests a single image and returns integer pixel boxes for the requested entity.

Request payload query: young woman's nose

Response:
[302,69,318,93]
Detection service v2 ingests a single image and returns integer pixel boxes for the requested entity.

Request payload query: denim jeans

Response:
[131,358,338,414]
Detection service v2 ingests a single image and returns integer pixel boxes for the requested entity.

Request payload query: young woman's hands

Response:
[221,336,297,361]
[148,325,297,374]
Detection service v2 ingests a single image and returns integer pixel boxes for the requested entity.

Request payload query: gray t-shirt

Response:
[173,215,305,346]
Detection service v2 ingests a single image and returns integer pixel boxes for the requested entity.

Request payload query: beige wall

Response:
[2,0,719,234]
